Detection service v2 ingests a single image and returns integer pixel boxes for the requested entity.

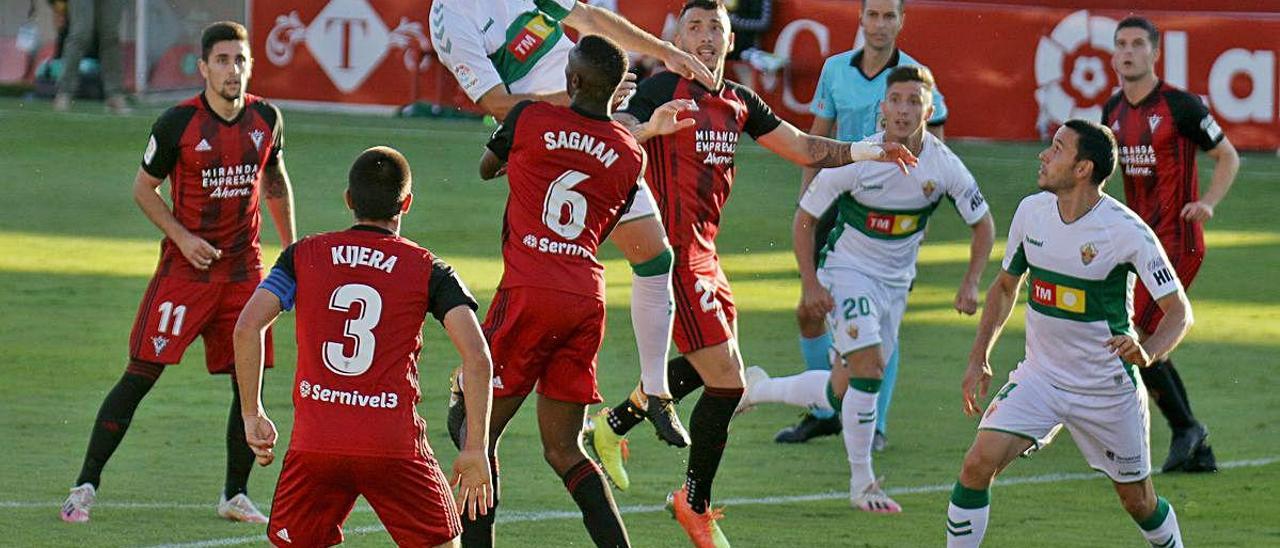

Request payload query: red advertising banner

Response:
[248,0,1280,150]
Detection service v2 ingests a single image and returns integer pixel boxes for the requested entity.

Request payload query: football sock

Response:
[1166,360,1194,417]
[684,386,742,514]
[843,378,881,491]
[75,360,163,488]
[562,458,630,547]
[1140,359,1196,429]
[946,482,990,547]
[461,454,500,547]
[631,251,674,399]
[876,347,900,434]
[607,356,703,436]
[1136,497,1182,547]
[749,370,833,412]
[224,378,255,499]
[799,334,837,419]
[799,332,833,371]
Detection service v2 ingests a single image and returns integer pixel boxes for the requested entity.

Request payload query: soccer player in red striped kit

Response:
[60,21,296,524]
[1102,15,1240,473]
[234,146,494,547]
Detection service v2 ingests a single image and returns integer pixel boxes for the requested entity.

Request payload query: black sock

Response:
[562,459,630,547]
[1141,359,1196,430]
[607,356,703,436]
[461,454,500,548]
[75,361,163,488]
[1166,360,1195,417]
[225,378,255,499]
[684,386,743,514]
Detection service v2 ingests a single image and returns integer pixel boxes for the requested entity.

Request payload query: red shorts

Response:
[127,274,273,374]
[1134,250,1203,334]
[483,286,606,404]
[671,260,736,354]
[267,449,461,547]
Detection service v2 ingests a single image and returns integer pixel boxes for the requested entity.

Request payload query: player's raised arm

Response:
[562,2,716,89]
[232,288,285,466]
[755,121,917,171]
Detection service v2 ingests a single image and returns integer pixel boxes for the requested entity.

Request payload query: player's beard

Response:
[218,80,244,102]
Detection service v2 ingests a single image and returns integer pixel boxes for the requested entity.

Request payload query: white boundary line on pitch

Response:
[20,455,1263,548]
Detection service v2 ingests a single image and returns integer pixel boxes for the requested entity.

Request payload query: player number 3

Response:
[323,283,384,376]
[543,170,590,239]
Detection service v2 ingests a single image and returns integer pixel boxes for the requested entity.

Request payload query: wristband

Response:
[849,142,885,162]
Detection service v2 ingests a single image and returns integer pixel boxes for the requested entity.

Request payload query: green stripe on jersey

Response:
[533,0,572,19]
[835,194,940,241]
[1026,263,1134,336]
[488,11,565,85]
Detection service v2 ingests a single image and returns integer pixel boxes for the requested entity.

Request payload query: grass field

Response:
[1,95,1278,547]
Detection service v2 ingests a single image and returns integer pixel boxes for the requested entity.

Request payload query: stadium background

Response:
[1,1,1278,546]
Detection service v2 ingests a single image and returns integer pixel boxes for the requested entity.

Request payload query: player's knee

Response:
[958,447,998,488]
[1117,485,1157,519]
[542,445,584,473]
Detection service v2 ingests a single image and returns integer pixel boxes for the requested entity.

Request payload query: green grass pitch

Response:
[1,97,1277,546]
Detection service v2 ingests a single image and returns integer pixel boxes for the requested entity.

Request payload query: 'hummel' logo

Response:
[195,138,212,152]
[1025,236,1045,247]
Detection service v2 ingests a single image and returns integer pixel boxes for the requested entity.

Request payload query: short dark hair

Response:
[1063,119,1118,185]
[572,35,629,102]
[862,0,905,14]
[348,147,412,220]
[680,0,725,17]
[1116,16,1159,47]
[886,65,934,93]
[201,21,248,60]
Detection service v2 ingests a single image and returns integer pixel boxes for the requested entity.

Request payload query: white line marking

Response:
[86,456,1272,548]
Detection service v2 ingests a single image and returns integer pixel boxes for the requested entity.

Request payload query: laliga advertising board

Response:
[248,0,1280,150]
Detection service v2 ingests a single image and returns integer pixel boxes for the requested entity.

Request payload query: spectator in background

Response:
[53,0,128,114]
[727,0,787,74]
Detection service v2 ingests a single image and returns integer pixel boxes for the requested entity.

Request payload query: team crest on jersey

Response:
[250,129,265,151]
[151,335,169,356]
[1147,114,1162,133]
[1080,242,1098,265]
[846,324,859,339]
[921,180,937,198]
[1111,120,1120,132]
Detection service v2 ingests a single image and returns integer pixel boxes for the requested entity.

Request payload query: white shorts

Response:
[979,365,1152,483]
[818,268,908,358]
[619,181,658,224]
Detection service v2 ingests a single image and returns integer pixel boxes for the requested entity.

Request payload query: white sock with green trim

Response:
[1136,497,1182,547]
[749,370,833,411]
[842,379,880,491]
[947,482,990,547]
[631,269,674,398]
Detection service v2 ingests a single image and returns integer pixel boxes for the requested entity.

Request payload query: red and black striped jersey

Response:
[140,93,284,282]
[1102,81,1223,254]
[622,72,782,266]
[485,101,645,299]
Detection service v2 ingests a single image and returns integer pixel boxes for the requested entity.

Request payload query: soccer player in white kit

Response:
[431,0,714,451]
[944,119,1193,547]
[737,65,995,512]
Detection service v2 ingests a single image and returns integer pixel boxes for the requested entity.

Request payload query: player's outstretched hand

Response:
[1180,200,1214,223]
[1106,335,1151,368]
[661,46,717,90]
[178,232,222,270]
[876,142,919,174]
[961,361,993,417]
[648,99,698,137]
[799,281,834,319]
[612,71,637,111]
[242,413,278,466]
[954,282,979,315]
[451,448,493,521]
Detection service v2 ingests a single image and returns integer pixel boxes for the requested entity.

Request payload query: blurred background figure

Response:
[52,0,128,113]
[727,0,787,75]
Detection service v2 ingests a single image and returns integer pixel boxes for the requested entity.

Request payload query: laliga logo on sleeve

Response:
[267,0,431,93]
[299,380,311,399]
[1034,11,1118,137]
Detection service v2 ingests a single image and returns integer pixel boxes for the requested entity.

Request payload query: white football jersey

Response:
[430,0,577,102]
[799,132,989,287]
[1003,192,1183,396]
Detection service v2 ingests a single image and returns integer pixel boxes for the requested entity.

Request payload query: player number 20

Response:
[543,170,590,239]
[323,283,384,377]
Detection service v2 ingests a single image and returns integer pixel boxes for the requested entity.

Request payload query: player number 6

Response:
[543,170,590,240]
